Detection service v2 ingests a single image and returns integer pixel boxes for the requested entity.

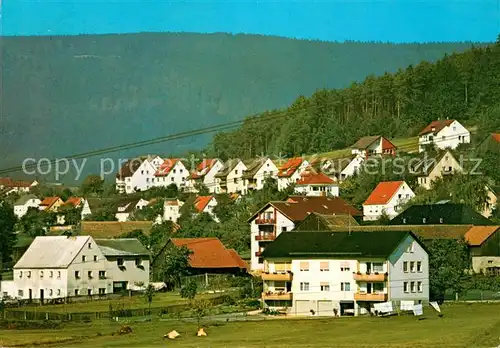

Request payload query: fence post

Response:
[205,273,209,287]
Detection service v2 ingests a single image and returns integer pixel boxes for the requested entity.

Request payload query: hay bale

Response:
[197,328,207,337]
[165,330,180,339]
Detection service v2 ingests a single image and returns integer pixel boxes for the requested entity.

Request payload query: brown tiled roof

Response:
[351,136,381,149]
[464,226,500,246]
[80,221,154,239]
[170,238,247,269]
[215,159,243,178]
[40,197,62,210]
[242,157,271,179]
[419,119,455,136]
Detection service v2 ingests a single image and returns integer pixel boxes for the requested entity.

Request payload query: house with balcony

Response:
[0,236,150,301]
[116,155,164,194]
[260,230,429,316]
[186,159,225,193]
[214,159,247,194]
[153,158,188,190]
[418,119,470,153]
[363,181,415,221]
[411,150,463,189]
[294,169,339,197]
[350,136,396,158]
[277,158,310,191]
[248,195,362,270]
[241,157,278,194]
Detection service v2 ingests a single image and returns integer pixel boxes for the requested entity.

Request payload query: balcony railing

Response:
[353,272,387,282]
[255,234,276,241]
[261,272,293,281]
[255,218,276,225]
[354,293,387,302]
[262,291,293,301]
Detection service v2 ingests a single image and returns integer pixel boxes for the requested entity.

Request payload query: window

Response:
[18,290,24,297]
[281,227,287,232]
[49,271,53,278]
[373,262,384,273]
[340,282,351,291]
[320,262,329,272]
[99,271,106,279]
[171,177,174,182]
[173,169,176,174]
[340,262,350,272]
[88,271,93,279]
[410,261,416,273]
[57,271,61,279]
[135,258,142,267]
[75,271,80,279]
[82,255,86,262]
[299,262,310,272]
[88,243,92,249]
[411,281,416,293]
[19,271,22,278]
[75,289,79,296]
[320,282,330,292]
[418,282,423,293]
[27,271,31,278]
[417,261,422,272]
[40,271,44,278]
[407,242,415,253]
[300,282,310,291]
[141,170,144,174]
[49,289,53,296]
[57,289,61,296]
[403,261,408,273]
[94,255,98,262]
[99,288,106,295]
[87,289,92,296]
[117,258,124,267]
[403,282,409,293]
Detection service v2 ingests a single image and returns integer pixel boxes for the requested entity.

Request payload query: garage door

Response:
[294,300,313,316]
[317,300,334,316]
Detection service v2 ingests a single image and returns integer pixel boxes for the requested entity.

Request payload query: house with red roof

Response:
[153,158,189,190]
[186,159,224,194]
[115,155,164,194]
[418,119,470,153]
[0,177,38,195]
[39,197,64,212]
[277,157,310,191]
[363,181,415,221]
[193,195,218,222]
[294,168,339,197]
[350,136,396,158]
[151,238,247,280]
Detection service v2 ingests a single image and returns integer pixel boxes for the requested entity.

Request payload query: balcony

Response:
[354,293,388,302]
[353,272,387,282]
[255,218,276,225]
[255,234,276,241]
[261,272,293,281]
[262,291,293,301]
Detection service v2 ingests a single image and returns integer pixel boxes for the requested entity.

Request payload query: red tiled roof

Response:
[194,196,213,213]
[0,177,34,188]
[363,181,405,205]
[278,158,303,177]
[464,226,500,246]
[155,158,181,177]
[296,170,335,185]
[171,238,247,269]
[40,197,61,209]
[419,120,455,136]
[381,137,397,150]
[491,133,500,143]
[64,197,83,207]
[189,159,218,179]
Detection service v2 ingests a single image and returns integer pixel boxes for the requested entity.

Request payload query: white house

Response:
[248,196,362,271]
[350,136,397,158]
[322,155,365,182]
[153,158,189,190]
[186,159,225,193]
[194,195,218,222]
[214,159,247,194]
[412,150,464,190]
[0,178,38,195]
[241,157,279,195]
[116,155,164,194]
[418,119,470,153]
[0,236,150,301]
[13,194,41,219]
[115,198,150,222]
[363,181,415,221]
[163,198,184,223]
[260,230,429,316]
[294,169,339,197]
[277,158,310,191]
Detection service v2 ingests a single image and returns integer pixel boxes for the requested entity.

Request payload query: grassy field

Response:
[7,292,217,314]
[1,303,500,347]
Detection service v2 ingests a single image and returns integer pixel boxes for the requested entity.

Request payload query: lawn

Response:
[1,303,500,347]
[7,292,216,314]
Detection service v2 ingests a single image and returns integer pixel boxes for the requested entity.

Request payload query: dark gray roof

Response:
[215,159,243,178]
[350,136,381,149]
[95,238,151,256]
[14,194,40,206]
[242,157,270,179]
[390,203,494,225]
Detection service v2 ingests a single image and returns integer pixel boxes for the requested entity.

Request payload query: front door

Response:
[40,289,44,304]
[367,283,372,294]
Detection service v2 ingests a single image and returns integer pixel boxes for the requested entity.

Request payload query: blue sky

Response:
[1,0,499,42]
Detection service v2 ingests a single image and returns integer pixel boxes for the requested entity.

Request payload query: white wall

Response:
[277,160,310,191]
[295,184,339,197]
[242,159,279,195]
[203,161,225,193]
[14,198,41,219]
[226,161,247,193]
[419,120,470,152]
[341,155,365,179]
[163,200,183,223]
[363,182,415,221]
[152,161,189,189]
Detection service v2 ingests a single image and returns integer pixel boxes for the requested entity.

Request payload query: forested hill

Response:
[0,32,478,179]
[211,39,500,159]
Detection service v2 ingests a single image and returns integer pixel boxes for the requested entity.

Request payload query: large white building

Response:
[153,158,189,190]
[214,159,247,194]
[186,159,225,193]
[261,230,429,316]
[116,156,163,194]
[248,196,362,271]
[0,236,150,301]
[418,119,470,153]
[277,158,310,191]
[363,181,415,221]
[13,194,41,219]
